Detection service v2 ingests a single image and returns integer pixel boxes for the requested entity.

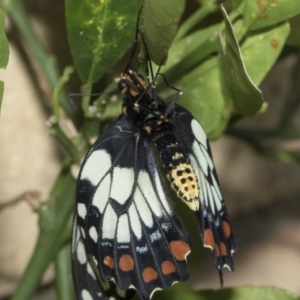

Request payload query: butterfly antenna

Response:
[137,29,182,117]
[124,6,144,74]
[159,72,182,117]
[137,29,163,107]
[68,90,119,108]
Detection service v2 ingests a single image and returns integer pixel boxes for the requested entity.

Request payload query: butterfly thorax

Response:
[118,71,159,122]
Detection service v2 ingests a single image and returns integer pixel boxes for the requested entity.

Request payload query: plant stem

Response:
[55,235,76,300]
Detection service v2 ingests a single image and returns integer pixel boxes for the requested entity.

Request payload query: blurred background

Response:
[0,0,300,299]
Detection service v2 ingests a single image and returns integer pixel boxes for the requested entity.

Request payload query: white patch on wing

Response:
[110,167,134,205]
[153,170,172,215]
[87,261,96,279]
[192,141,208,176]
[102,204,117,239]
[101,241,113,247]
[161,222,172,232]
[206,182,215,214]
[81,289,93,300]
[212,174,222,200]
[92,174,111,213]
[211,185,222,211]
[201,144,214,170]
[138,171,162,217]
[80,226,86,239]
[191,119,208,149]
[77,239,87,265]
[198,165,209,207]
[150,230,162,243]
[77,203,87,219]
[89,226,98,243]
[136,244,149,254]
[117,214,130,243]
[118,245,129,249]
[150,287,162,300]
[129,203,142,240]
[134,188,153,228]
[80,150,111,186]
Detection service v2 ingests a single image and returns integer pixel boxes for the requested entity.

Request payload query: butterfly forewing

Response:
[170,104,237,270]
[75,117,192,300]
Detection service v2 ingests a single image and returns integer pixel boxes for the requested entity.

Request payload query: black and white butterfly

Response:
[72,10,237,300]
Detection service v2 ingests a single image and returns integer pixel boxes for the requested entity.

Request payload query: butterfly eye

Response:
[118,79,128,91]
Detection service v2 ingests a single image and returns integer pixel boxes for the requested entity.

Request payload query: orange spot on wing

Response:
[222,221,231,238]
[214,244,220,256]
[219,242,227,256]
[119,254,134,272]
[170,240,190,261]
[161,261,176,275]
[142,267,158,283]
[103,256,114,269]
[203,229,214,249]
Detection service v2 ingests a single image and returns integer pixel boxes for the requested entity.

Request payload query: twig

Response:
[0,190,42,211]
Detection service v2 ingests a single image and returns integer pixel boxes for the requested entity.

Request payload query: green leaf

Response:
[243,0,300,30]
[163,24,218,74]
[174,4,218,41]
[195,286,300,300]
[0,8,9,113]
[142,0,185,65]
[176,57,230,139]
[242,21,290,85]
[169,5,288,138]
[65,0,142,84]
[219,5,264,117]
[232,0,243,9]
[160,23,220,86]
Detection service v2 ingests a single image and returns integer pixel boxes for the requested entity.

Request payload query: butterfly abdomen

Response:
[152,129,200,212]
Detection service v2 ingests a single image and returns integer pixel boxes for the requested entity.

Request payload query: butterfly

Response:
[72,8,237,300]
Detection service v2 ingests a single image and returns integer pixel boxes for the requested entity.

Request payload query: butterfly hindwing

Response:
[75,117,192,300]
[170,104,237,270]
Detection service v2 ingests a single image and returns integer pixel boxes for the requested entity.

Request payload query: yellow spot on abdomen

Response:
[167,162,200,211]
